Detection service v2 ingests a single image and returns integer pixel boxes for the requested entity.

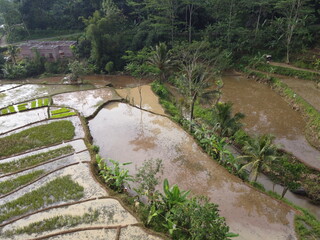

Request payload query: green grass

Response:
[8,106,16,113]
[31,101,37,109]
[0,175,84,223]
[0,145,74,174]
[51,108,71,115]
[0,120,75,158]
[38,99,43,107]
[43,98,50,106]
[51,112,77,119]
[0,170,45,195]
[17,103,28,112]
[4,210,99,237]
[1,108,8,115]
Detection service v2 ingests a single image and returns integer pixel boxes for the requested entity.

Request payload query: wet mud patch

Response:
[52,88,121,117]
[89,102,297,240]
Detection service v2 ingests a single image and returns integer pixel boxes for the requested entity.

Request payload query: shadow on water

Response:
[89,102,297,240]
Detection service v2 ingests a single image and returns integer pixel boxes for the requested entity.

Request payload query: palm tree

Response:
[240,134,278,182]
[148,42,174,83]
[210,102,245,137]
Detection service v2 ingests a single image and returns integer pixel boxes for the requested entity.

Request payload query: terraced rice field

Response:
[0,83,162,240]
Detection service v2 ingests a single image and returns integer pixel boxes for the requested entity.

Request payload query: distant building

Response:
[19,41,76,60]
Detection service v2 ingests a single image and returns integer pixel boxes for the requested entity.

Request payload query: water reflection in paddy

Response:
[89,102,296,240]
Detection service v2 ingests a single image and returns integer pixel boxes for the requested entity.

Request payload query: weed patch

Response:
[0,120,75,158]
[0,175,84,223]
[0,145,74,174]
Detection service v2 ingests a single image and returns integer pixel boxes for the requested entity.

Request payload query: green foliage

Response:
[142,179,234,239]
[68,60,90,84]
[209,102,245,137]
[123,47,158,77]
[240,134,278,182]
[151,80,169,98]
[104,61,114,74]
[50,108,76,119]
[0,121,75,158]
[134,158,163,202]
[0,175,84,223]
[255,64,320,82]
[4,211,99,237]
[91,145,100,154]
[0,170,45,195]
[96,154,133,193]
[0,145,74,174]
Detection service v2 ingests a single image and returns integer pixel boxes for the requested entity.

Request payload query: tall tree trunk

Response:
[254,5,262,40]
[188,4,194,43]
[189,93,197,132]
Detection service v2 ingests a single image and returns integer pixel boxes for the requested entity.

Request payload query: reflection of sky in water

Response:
[89,102,296,240]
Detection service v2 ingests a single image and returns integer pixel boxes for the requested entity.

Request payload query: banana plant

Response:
[162,179,190,210]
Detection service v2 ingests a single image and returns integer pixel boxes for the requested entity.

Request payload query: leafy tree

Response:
[68,60,89,84]
[83,0,128,70]
[240,134,278,182]
[274,0,314,63]
[135,158,163,204]
[268,157,305,198]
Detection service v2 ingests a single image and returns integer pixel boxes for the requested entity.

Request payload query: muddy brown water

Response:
[221,75,320,170]
[89,102,297,240]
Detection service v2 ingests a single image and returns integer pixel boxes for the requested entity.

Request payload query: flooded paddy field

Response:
[89,102,297,240]
[221,75,320,170]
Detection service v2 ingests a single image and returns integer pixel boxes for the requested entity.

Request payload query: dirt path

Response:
[270,62,320,74]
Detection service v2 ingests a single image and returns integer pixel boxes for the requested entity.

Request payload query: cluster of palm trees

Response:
[147,42,283,190]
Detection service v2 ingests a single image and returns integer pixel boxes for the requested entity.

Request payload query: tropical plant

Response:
[148,42,174,83]
[6,45,19,64]
[210,102,245,137]
[161,179,190,210]
[239,134,278,182]
[96,154,133,193]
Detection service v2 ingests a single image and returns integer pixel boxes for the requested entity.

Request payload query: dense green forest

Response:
[0,0,319,73]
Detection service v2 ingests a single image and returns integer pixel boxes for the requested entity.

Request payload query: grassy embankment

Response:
[254,63,320,82]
